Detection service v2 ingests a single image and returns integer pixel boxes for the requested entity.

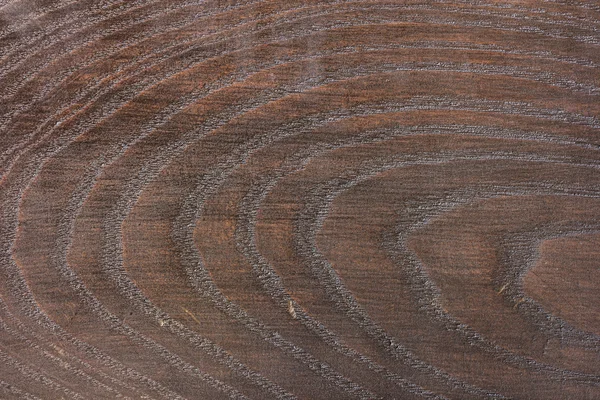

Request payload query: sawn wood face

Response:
[0,1,598,399]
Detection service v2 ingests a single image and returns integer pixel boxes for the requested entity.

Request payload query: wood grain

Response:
[0,1,599,399]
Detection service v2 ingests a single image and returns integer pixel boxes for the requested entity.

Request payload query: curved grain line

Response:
[495,227,600,346]
[0,300,158,399]
[2,0,596,148]
[234,128,553,398]
[7,52,461,400]
[0,348,85,399]
[171,98,600,396]
[2,1,596,138]
[2,2,598,397]
[3,2,599,195]
[229,127,597,384]
[4,40,598,189]
[1,106,246,400]
[0,296,187,400]
[384,187,600,378]
[293,154,600,385]
[0,317,131,399]
[235,124,600,395]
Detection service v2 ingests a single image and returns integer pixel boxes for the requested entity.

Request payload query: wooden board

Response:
[0,1,599,399]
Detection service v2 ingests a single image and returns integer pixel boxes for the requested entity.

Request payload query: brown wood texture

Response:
[0,1,599,399]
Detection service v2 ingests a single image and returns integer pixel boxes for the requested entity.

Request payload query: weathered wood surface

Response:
[0,1,599,399]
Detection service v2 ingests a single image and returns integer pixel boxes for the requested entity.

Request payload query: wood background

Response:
[0,0,599,399]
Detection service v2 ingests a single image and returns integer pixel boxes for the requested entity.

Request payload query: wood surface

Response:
[0,0,599,399]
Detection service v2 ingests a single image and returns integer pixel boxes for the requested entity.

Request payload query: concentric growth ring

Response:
[1,1,598,399]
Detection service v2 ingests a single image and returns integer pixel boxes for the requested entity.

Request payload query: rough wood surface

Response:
[0,1,599,399]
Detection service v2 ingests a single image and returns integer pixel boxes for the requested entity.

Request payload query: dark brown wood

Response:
[0,1,599,399]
